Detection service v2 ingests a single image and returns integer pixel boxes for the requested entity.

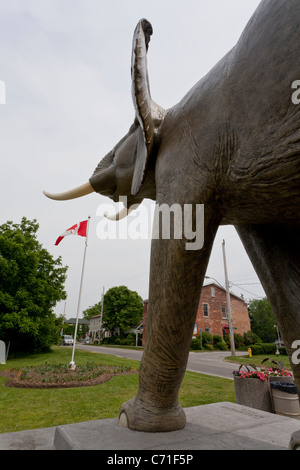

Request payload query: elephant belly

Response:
[223,153,300,225]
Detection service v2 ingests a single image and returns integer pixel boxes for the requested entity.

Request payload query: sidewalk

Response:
[1,402,299,450]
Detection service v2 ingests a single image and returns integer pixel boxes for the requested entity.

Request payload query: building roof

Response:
[143,282,247,305]
[203,282,246,304]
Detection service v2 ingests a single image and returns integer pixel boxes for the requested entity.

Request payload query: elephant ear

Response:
[131,19,165,196]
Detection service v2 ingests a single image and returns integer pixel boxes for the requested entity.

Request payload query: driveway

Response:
[76,344,245,380]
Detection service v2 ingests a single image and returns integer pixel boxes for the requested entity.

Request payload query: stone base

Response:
[53,402,300,450]
[1,402,300,450]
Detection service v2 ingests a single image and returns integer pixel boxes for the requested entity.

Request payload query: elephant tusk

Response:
[43,182,95,201]
[104,206,133,221]
[104,203,141,221]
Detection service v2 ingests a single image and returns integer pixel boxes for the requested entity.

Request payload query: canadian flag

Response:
[55,220,88,246]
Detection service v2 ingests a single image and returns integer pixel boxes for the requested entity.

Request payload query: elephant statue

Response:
[44,0,300,432]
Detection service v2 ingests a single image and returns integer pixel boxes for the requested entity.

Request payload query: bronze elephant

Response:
[44,0,300,432]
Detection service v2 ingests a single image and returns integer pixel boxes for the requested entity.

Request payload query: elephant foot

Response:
[289,430,300,450]
[118,397,186,432]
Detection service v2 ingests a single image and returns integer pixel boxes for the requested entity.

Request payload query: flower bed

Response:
[0,362,138,389]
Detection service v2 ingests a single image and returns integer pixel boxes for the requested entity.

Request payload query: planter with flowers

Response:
[233,360,293,413]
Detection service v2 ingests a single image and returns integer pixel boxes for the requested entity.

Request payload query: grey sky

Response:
[0,0,265,319]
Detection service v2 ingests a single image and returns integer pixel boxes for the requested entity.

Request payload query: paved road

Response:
[76,344,246,380]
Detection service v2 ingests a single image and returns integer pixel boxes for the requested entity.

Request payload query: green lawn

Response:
[0,346,235,433]
[224,354,292,370]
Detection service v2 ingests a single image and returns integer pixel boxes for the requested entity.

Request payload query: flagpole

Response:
[69,216,91,369]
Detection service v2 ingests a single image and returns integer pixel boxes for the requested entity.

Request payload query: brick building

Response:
[195,283,250,337]
[142,283,250,346]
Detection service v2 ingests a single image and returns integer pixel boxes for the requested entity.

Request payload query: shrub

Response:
[212,334,222,344]
[213,335,227,351]
[251,343,277,355]
[243,331,262,346]
[224,333,230,348]
[278,346,287,355]
[214,341,227,351]
[191,338,202,350]
[200,331,213,346]
[260,343,278,354]
[125,334,135,346]
[251,344,263,355]
[233,333,245,350]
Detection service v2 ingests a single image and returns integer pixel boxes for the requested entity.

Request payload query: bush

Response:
[204,343,214,351]
[213,335,227,351]
[191,338,202,350]
[212,335,222,344]
[279,346,287,355]
[101,336,116,345]
[251,343,277,355]
[214,341,227,351]
[243,331,262,346]
[125,334,135,346]
[233,333,245,350]
[200,331,213,347]
[251,344,263,355]
[101,333,138,346]
[260,343,278,354]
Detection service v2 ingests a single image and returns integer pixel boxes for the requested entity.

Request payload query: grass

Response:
[224,354,292,370]
[0,346,235,433]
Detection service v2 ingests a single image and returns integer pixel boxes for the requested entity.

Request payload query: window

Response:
[211,287,215,297]
[222,306,227,319]
[203,304,209,317]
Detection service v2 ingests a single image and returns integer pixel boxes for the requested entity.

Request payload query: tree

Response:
[248,298,277,343]
[102,286,143,334]
[0,218,67,355]
[83,302,102,321]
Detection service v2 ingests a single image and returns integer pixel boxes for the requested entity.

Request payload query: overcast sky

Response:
[0,0,265,319]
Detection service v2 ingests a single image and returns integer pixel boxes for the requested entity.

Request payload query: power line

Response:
[230,281,265,299]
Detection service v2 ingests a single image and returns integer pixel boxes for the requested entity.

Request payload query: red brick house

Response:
[195,283,250,337]
[142,283,250,346]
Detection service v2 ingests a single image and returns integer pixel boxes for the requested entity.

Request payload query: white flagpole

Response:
[69,216,91,369]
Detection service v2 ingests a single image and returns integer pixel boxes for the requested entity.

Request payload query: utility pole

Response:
[99,286,105,344]
[222,239,236,356]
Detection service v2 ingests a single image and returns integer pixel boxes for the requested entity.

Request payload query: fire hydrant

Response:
[248,347,252,358]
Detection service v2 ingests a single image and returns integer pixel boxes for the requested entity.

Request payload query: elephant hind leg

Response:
[236,224,300,390]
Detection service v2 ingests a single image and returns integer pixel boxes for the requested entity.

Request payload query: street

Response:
[76,344,246,380]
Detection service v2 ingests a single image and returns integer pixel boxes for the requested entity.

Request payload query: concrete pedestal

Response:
[1,402,300,450]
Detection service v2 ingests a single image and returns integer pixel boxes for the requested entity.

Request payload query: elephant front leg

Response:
[119,211,219,432]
